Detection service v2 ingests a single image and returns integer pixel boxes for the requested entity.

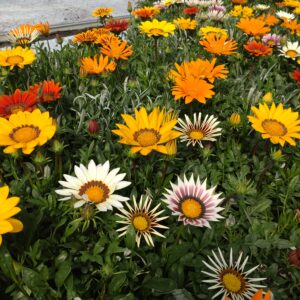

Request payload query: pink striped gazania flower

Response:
[163,174,224,227]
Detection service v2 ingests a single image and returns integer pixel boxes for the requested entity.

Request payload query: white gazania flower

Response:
[276,10,295,21]
[279,41,300,60]
[116,196,169,247]
[55,160,131,211]
[202,248,267,300]
[254,4,270,10]
[7,24,40,46]
[197,0,213,7]
[175,113,222,147]
[163,174,224,227]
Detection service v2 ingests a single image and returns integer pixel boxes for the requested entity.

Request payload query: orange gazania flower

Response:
[169,58,228,84]
[95,33,120,46]
[80,54,117,75]
[92,27,111,36]
[132,7,160,20]
[232,0,247,4]
[0,89,37,117]
[30,80,62,103]
[73,30,99,44]
[236,18,270,37]
[244,40,272,56]
[226,289,271,300]
[257,14,280,26]
[199,34,238,56]
[92,7,113,18]
[172,76,215,104]
[33,22,50,36]
[281,19,300,34]
[8,24,40,46]
[101,40,133,60]
[105,19,129,33]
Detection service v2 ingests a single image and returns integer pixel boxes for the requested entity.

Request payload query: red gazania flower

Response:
[30,80,62,102]
[183,7,199,16]
[244,40,272,56]
[0,89,37,118]
[292,70,300,84]
[105,19,129,33]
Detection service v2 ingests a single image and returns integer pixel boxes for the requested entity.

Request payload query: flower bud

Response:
[56,34,63,45]
[262,92,273,103]
[87,120,100,134]
[33,151,48,166]
[127,1,133,13]
[229,113,241,126]
[288,248,300,266]
[51,139,65,153]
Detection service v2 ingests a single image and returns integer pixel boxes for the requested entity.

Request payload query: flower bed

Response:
[0,0,300,299]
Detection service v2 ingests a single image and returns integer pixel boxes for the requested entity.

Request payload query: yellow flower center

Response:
[79,180,110,204]
[132,215,149,231]
[286,50,298,58]
[180,198,203,219]
[149,28,164,35]
[17,38,31,46]
[188,129,204,140]
[42,93,55,102]
[222,273,242,293]
[262,119,287,136]
[6,55,24,65]
[8,104,25,114]
[134,128,161,147]
[10,125,40,143]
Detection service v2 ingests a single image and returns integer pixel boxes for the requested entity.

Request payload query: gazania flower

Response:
[244,40,272,56]
[30,80,62,103]
[229,113,241,126]
[175,113,221,147]
[262,33,281,47]
[183,7,200,15]
[276,10,295,20]
[173,17,197,30]
[254,4,270,10]
[199,26,228,39]
[0,47,35,70]
[0,185,23,246]
[33,22,50,36]
[0,89,37,117]
[257,14,279,26]
[73,30,98,44]
[207,5,226,20]
[92,27,111,36]
[105,19,129,33]
[139,19,176,37]
[112,107,181,156]
[236,18,270,37]
[8,24,40,46]
[292,69,300,83]
[200,34,238,55]
[248,102,300,146]
[172,76,215,104]
[80,54,116,75]
[250,289,272,300]
[281,19,300,34]
[169,58,228,84]
[279,41,300,60]
[92,7,113,18]
[56,160,131,211]
[163,175,223,227]
[132,7,160,19]
[116,196,168,247]
[95,33,120,46]
[101,40,133,60]
[232,0,247,3]
[0,109,56,154]
[202,248,266,300]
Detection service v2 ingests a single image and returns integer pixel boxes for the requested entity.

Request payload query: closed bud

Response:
[91,79,98,87]
[81,204,94,220]
[262,92,273,103]
[225,214,236,227]
[56,34,63,45]
[51,139,65,153]
[87,120,100,134]
[229,112,241,126]
[127,1,133,13]
[33,151,48,166]
[271,149,283,161]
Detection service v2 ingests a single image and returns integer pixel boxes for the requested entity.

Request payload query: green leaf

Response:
[55,259,72,288]
[143,278,177,294]
[108,273,127,295]
[0,246,17,282]
[172,289,195,300]
[125,225,136,250]
[254,239,270,249]
[273,239,294,249]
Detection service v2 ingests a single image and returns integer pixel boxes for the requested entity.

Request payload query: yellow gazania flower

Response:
[229,5,253,17]
[112,107,181,156]
[0,47,35,70]
[0,109,56,154]
[80,54,117,75]
[139,19,176,37]
[92,7,113,18]
[0,185,23,246]
[199,34,238,56]
[173,17,197,30]
[248,102,300,146]
[229,113,241,126]
[199,26,228,39]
